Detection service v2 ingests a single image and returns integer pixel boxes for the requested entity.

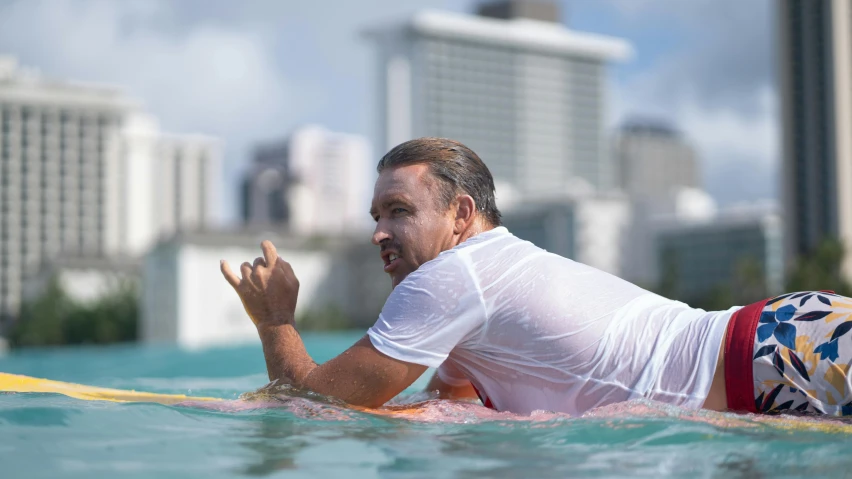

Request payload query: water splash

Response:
[179,387,852,434]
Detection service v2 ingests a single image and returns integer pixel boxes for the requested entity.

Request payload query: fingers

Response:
[220,260,240,289]
[277,256,299,288]
[261,240,278,268]
[222,248,288,294]
[240,262,254,284]
[277,256,295,275]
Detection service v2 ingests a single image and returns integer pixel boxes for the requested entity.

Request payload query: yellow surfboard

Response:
[0,372,427,417]
[0,372,220,405]
[4,372,852,431]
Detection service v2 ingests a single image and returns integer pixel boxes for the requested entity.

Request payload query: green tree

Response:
[657,247,680,300]
[655,248,768,311]
[694,256,767,311]
[8,277,138,348]
[8,278,71,347]
[786,238,852,295]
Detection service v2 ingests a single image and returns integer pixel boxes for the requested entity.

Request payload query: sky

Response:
[0,0,776,224]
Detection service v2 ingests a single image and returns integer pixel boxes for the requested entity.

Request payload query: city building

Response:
[120,113,221,256]
[613,119,704,285]
[620,187,718,286]
[502,193,630,277]
[615,119,700,202]
[779,0,852,278]
[22,255,139,306]
[0,56,133,324]
[242,125,372,235]
[364,0,631,198]
[141,230,389,348]
[0,57,220,325]
[656,210,784,304]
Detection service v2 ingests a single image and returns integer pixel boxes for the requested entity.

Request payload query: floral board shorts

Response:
[724,290,852,415]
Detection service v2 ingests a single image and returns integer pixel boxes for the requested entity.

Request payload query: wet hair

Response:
[376,138,502,226]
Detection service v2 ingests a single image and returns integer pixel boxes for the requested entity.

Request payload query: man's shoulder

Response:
[454,226,517,255]
[401,227,542,287]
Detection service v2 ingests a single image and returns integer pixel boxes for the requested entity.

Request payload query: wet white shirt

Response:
[367,227,739,415]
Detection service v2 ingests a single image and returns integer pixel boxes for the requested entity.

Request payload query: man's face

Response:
[370,164,456,288]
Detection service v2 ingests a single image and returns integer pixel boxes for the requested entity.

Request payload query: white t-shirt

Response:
[367,227,740,415]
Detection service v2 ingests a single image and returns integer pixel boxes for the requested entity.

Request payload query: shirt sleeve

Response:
[367,255,485,368]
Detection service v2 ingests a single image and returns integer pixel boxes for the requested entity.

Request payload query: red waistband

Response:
[723,297,770,413]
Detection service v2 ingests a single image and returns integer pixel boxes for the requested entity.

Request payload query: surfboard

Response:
[3,372,852,431]
[0,372,427,417]
[0,372,220,405]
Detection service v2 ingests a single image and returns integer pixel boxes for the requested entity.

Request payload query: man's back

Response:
[369,227,739,415]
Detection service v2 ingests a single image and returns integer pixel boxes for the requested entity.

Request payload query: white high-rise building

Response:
[0,57,220,323]
[0,57,132,323]
[242,125,372,235]
[365,1,631,197]
[120,113,221,256]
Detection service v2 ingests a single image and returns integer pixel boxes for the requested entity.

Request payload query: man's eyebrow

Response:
[368,195,410,217]
[382,195,411,209]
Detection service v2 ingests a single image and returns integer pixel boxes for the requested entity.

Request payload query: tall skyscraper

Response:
[0,57,220,324]
[365,0,630,198]
[615,120,700,202]
[242,125,372,235]
[0,57,131,323]
[779,0,852,277]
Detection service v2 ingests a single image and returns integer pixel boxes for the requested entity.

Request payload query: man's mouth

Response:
[384,253,401,272]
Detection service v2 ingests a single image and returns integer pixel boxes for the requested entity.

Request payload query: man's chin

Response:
[390,272,409,289]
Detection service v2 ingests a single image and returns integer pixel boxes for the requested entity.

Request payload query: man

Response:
[222,138,852,416]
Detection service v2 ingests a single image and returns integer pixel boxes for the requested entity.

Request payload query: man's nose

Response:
[372,221,391,246]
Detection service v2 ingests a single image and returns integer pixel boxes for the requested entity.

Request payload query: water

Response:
[1,330,851,478]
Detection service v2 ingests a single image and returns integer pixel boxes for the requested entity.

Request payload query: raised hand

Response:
[220,240,300,329]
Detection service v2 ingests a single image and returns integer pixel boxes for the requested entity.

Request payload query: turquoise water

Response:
[2,330,851,478]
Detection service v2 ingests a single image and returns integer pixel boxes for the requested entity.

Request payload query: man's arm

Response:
[221,241,426,408]
[258,325,427,407]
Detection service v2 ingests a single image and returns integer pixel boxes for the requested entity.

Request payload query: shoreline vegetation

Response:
[5,278,354,349]
[7,278,138,348]
[656,238,851,312]
[6,238,850,349]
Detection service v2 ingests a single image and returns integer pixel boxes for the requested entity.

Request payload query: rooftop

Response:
[620,118,681,138]
[365,9,632,61]
[0,55,138,111]
[477,0,560,23]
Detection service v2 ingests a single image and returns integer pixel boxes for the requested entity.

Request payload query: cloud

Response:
[0,0,778,215]
[0,0,475,222]
[601,0,777,205]
[0,0,326,223]
[0,0,308,130]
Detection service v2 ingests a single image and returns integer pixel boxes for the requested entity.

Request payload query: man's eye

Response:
[392,208,407,215]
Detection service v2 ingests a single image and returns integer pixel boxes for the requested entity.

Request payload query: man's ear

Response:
[454,195,476,234]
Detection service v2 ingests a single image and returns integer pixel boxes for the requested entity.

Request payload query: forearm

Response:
[257,322,317,385]
[257,329,427,408]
